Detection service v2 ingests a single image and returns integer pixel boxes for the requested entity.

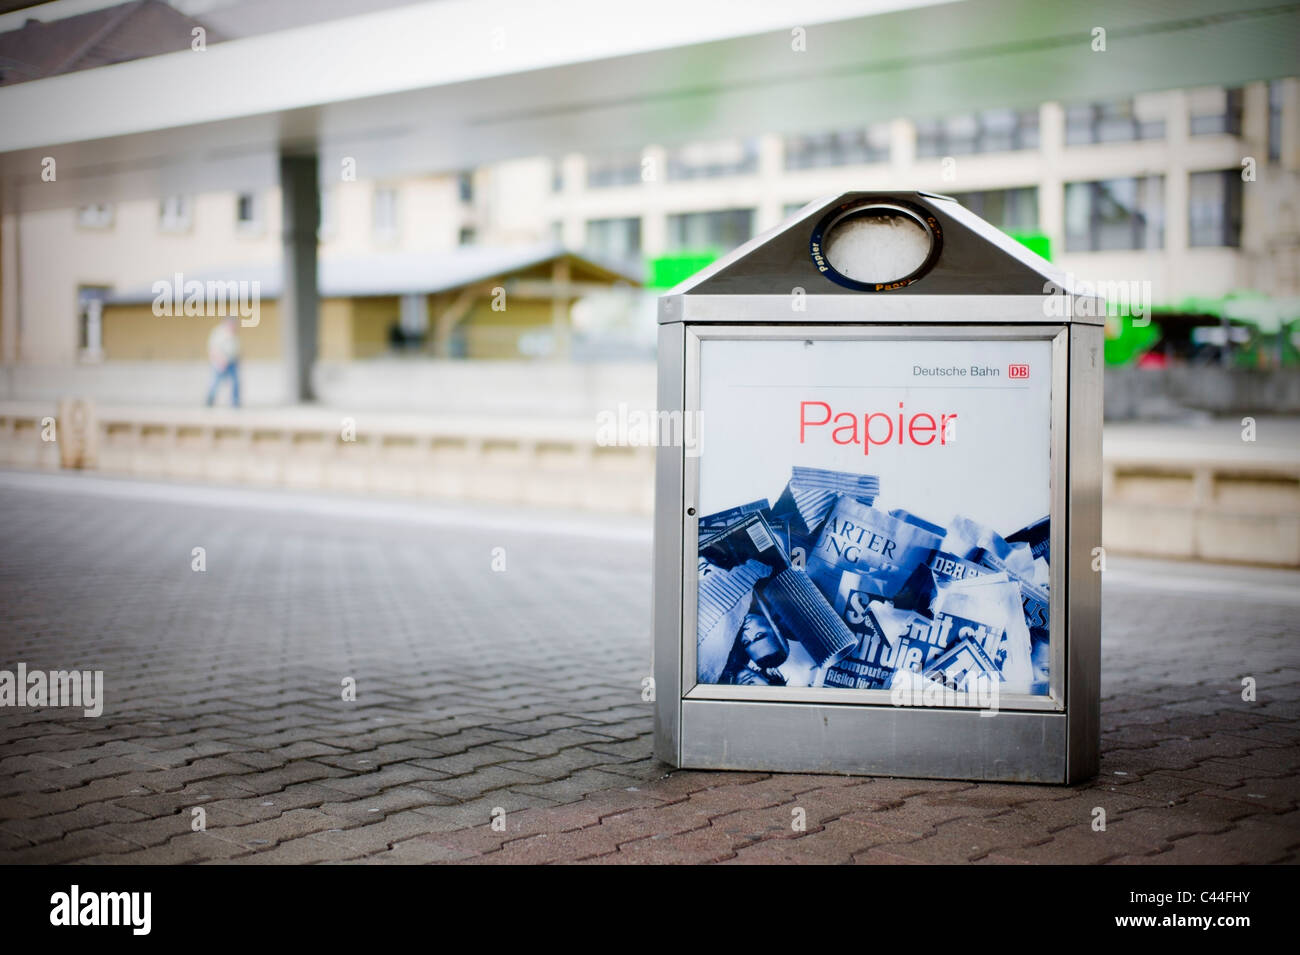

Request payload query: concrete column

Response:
[1164,90,1190,258]
[1039,102,1066,255]
[755,133,785,231]
[641,145,668,257]
[0,196,16,366]
[889,118,915,182]
[0,200,6,366]
[1283,78,1300,171]
[561,153,585,250]
[551,257,571,360]
[280,154,320,403]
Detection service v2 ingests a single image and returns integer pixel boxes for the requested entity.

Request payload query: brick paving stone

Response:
[878,817,1034,863]
[1143,816,1300,864]
[408,793,563,833]
[470,828,626,864]
[1089,770,1223,805]
[87,814,195,849]
[1247,806,1300,830]
[561,802,713,846]
[592,756,665,782]
[312,763,453,796]
[416,765,553,801]
[317,786,453,823]
[598,825,743,864]
[503,767,655,803]
[303,810,464,855]
[726,816,917,865]
[232,835,364,865]
[405,745,539,777]
[370,835,482,863]
[202,808,343,849]
[851,846,928,864]
[0,828,140,864]
[494,746,617,780]
[842,801,981,840]
[1106,795,1257,850]
[203,782,352,821]
[495,729,625,757]
[1206,776,1300,813]
[1158,759,1283,789]
[0,798,147,840]
[1207,747,1300,775]
[996,825,1157,865]
[996,790,1157,834]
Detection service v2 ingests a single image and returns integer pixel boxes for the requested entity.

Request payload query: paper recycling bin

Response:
[652,191,1103,783]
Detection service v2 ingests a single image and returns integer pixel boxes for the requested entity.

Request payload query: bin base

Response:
[669,699,1091,784]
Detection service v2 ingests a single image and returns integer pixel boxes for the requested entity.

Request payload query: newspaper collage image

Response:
[696,466,1052,698]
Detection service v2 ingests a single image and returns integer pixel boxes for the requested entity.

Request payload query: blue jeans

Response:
[206,361,240,407]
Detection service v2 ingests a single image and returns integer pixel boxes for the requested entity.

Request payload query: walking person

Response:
[205,316,241,407]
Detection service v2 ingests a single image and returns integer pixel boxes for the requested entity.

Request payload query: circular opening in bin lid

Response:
[811,201,942,291]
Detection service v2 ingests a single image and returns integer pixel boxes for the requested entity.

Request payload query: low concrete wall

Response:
[0,402,654,513]
[1106,367,1300,419]
[1103,458,1300,566]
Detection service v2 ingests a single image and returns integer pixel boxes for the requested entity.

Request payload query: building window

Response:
[373,186,398,239]
[458,226,476,246]
[948,187,1039,232]
[77,286,109,360]
[75,203,114,229]
[784,125,890,169]
[1188,170,1243,247]
[551,161,564,193]
[586,152,643,188]
[1269,81,1284,162]
[666,139,759,180]
[158,196,192,233]
[585,217,641,264]
[457,171,474,203]
[235,192,262,232]
[1065,177,1165,252]
[666,209,754,252]
[914,108,1039,157]
[1065,99,1165,144]
[1189,87,1243,136]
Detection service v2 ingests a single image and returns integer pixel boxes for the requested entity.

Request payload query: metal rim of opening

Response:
[809,199,943,292]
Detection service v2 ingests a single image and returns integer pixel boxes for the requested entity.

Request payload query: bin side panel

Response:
[653,322,686,766]
[1066,323,1104,782]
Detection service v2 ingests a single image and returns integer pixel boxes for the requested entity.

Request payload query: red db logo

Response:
[1008,364,1030,379]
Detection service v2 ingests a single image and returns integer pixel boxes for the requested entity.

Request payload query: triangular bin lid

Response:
[670,191,1075,298]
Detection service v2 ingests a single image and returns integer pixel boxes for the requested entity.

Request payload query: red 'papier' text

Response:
[799,400,957,456]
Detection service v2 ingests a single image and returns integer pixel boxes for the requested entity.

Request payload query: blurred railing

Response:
[0,401,653,513]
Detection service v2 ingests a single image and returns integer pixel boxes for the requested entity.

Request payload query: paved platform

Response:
[0,469,1296,864]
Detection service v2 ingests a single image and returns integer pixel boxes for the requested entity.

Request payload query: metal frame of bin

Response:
[652,191,1105,783]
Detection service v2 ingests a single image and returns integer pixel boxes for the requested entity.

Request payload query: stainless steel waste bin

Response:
[652,191,1103,783]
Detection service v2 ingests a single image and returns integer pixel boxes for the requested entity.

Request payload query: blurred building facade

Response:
[2,78,1297,375]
